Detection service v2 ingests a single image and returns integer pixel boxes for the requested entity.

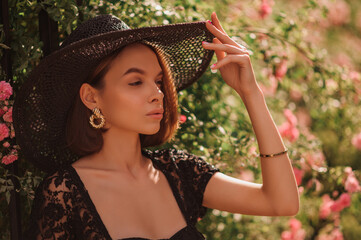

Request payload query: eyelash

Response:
[129,79,163,86]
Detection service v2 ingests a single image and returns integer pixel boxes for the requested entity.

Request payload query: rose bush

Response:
[1,0,360,239]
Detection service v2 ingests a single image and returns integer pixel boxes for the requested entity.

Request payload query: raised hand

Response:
[202,12,261,97]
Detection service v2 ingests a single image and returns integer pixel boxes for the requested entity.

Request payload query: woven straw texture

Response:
[13,15,215,173]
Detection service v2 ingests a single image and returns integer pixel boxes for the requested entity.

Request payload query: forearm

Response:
[238,86,299,216]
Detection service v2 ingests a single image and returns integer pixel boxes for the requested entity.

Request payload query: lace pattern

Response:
[145,148,220,225]
[23,148,220,240]
[24,169,76,239]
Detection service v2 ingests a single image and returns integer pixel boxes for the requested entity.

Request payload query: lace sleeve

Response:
[173,149,220,220]
[24,170,75,240]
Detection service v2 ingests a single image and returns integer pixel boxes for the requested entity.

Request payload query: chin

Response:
[140,126,161,135]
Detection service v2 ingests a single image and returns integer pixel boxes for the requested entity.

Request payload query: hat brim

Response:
[13,20,215,173]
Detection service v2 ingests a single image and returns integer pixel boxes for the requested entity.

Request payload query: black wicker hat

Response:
[12,14,215,173]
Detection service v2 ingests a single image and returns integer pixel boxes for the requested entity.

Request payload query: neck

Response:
[87,127,150,177]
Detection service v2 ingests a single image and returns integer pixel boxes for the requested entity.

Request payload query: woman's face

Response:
[94,43,165,135]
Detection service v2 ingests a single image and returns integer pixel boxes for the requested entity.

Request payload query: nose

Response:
[149,83,164,103]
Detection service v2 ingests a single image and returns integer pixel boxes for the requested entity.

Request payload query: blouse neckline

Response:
[66,148,191,240]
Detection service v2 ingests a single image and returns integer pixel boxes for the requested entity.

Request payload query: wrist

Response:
[236,84,264,100]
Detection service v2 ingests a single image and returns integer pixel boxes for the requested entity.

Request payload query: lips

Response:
[146,108,164,115]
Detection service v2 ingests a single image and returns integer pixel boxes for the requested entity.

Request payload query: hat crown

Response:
[61,15,131,48]
[14,14,215,172]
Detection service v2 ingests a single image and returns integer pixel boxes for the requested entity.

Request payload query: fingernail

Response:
[207,20,213,25]
[210,63,216,68]
[202,41,209,45]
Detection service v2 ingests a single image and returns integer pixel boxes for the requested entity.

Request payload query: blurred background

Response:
[1,0,361,239]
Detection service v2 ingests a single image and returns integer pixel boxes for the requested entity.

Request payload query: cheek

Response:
[102,87,145,121]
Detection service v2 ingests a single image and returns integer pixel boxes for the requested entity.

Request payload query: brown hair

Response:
[65,42,180,157]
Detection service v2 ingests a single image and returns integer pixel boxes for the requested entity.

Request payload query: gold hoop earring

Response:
[89,107,105,129]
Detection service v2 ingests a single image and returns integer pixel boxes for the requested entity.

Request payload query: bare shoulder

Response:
[71,156,90,168]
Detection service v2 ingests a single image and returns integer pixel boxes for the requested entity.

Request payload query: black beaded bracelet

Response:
[259,148,288,158]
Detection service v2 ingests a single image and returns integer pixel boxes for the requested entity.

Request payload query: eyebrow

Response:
[122,67,163,77]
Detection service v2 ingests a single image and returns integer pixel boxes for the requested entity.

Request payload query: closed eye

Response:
[129,79,163,86]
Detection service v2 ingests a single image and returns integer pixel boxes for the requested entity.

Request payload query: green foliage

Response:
[1,0,361,239]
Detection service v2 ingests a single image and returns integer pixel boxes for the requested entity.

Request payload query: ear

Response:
[79,83,100,111]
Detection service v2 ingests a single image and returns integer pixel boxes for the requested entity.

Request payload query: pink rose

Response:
[3,106,12,122]
[0,81,13,101]
[330,228,344,240]
[0,123,10,141]
[281,231,292,240]
[351,132,361,150]
[293,229,306,240]
[278,122,290,140]
[327,0,351,26]
[293,167,304,186]
[259,0,273,19]
[279,122,300,143]
[344,166,353,175]
[339,193,351,206]
[278,109,300,142]
[284,109,298,127]
[325,79,338,92]
[1,154,18,165]
[179,114,187,124]
[305,151,326,172]
[282,218,306,240]
[330,193,351,212]
[349,71,360,84]
[289,218,301,232]
[3,141,10,147]
[345,174,360,193]
[319,194,333,219]
[275,58,288,81]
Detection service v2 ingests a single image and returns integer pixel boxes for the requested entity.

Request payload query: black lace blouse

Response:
[23,148,220,240]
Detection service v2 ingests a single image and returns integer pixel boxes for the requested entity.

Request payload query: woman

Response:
[14,12,299,240]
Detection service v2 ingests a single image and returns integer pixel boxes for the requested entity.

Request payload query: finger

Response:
[202,39,249,55]
[205,20,240,48]
[210,54,251,70]
[208,12,249,51]
[211,12,226,34]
